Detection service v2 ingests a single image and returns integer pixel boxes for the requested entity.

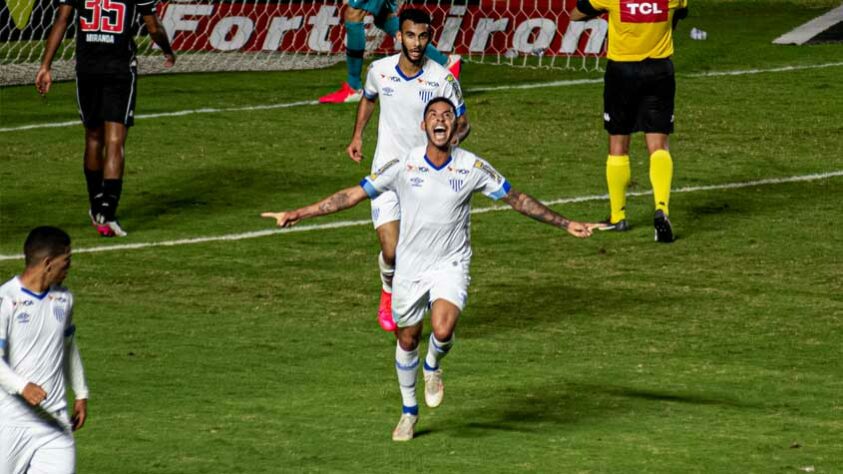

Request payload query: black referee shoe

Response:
[653,210,674,243]
[598,218,630,232]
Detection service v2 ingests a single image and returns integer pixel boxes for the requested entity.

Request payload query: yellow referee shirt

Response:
[583,0,688,61]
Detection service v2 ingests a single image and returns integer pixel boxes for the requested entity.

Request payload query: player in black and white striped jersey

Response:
[35,0,176,237]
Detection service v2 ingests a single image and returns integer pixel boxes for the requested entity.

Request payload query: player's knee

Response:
[397,331,420,351]
[381,248,396,266]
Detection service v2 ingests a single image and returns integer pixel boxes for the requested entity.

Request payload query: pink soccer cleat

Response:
[377,289,396,332]
[319,82,362,104]
[446,54,463,80]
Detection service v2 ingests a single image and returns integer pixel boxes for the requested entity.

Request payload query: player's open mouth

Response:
[433,125,447,138]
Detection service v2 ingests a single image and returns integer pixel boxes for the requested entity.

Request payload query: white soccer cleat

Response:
[391,413,418,442]
[424,369,444,408]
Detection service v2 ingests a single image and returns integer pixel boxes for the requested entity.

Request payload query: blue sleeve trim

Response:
[363,90,378,100]
[488,180,511,201]
[0,339,6,349]
[359,179,380,199]
[456,104,466,117]
[64,324,76,338]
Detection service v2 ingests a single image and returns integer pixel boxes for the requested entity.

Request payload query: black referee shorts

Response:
[603,58,675,135]
[75,70,138,128]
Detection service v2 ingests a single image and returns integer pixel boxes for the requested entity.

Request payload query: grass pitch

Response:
[1,1,842,472]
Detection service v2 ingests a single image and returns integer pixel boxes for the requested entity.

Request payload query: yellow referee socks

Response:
[606,155,631,223]
[649,149,673,215]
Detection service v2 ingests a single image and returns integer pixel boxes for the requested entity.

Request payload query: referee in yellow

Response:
[571,0,688,243]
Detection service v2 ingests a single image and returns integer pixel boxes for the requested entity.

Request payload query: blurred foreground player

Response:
[0,227,89,473]
[262,98,600,441]
[36,0,176,237]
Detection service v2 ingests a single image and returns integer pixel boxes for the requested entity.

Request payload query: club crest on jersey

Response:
[369,159,400,180]
[474,159,503,183]
[419,90,434,103]
[449,178,465,192]
[53,306,66,322]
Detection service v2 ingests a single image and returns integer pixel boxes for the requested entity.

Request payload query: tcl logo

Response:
[620,0,669,22]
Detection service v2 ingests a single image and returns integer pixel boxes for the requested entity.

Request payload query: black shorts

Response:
[75,70,138,128]
[603,58,675,135]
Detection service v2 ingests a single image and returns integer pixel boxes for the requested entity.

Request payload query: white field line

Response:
[2,62,842,133]
[0,170,840,261]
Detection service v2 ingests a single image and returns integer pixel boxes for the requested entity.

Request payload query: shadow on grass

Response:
[438,380,757,438]
[463,281,647,339]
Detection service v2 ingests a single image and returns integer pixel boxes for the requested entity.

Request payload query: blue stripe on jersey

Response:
[456,104,466,117]
[488,180,512,201]
[64,324,76,338]
[423,154,452,171]
[402,405,419,415]
[20,287,48,300]
[394,64,424,81]
[363,90,377,100]
[360,179,380,199]
[0,339,6,349]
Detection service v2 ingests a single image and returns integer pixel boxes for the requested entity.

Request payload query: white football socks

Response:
[395,342,419,410]
[378,251,394,293]
[424,334,453,373]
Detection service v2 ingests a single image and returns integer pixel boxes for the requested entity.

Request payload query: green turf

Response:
[1,1,842,472]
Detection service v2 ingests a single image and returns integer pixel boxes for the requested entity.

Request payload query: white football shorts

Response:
[0,412,76,474]
[370,190,401,229]
[392,263,471,328]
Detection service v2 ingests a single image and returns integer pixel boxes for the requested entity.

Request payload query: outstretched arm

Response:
[143,14,176,67]
[502,188,601,238]
[35,4,73,95]
[262,185,369,228]
[347,96,377,163]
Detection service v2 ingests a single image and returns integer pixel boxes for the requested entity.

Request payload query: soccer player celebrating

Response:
[262,98,601,441]
[345,8,470,333]
[319,4,461,103]
[0,227,89,473]
[35,0,176,237]
[571,0,688,243]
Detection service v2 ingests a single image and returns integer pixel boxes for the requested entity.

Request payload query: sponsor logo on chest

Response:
[620,0,669,22]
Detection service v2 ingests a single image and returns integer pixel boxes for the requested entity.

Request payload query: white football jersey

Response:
[0,277,87,426]
[361,146,510,281]
[363,54,466,170]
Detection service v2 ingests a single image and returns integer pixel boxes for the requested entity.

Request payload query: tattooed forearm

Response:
[503,189,571,229]
[316,191,351,215]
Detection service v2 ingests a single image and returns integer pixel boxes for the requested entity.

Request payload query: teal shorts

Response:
[347,0,396,15]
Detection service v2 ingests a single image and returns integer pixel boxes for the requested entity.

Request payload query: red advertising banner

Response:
[158,1,607,56]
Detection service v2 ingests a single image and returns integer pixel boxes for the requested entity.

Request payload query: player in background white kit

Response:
[262,98,602,441]
[345,8,470,333]
[0,227,89,474]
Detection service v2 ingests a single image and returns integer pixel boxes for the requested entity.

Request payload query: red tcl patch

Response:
[620,0,669,22]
